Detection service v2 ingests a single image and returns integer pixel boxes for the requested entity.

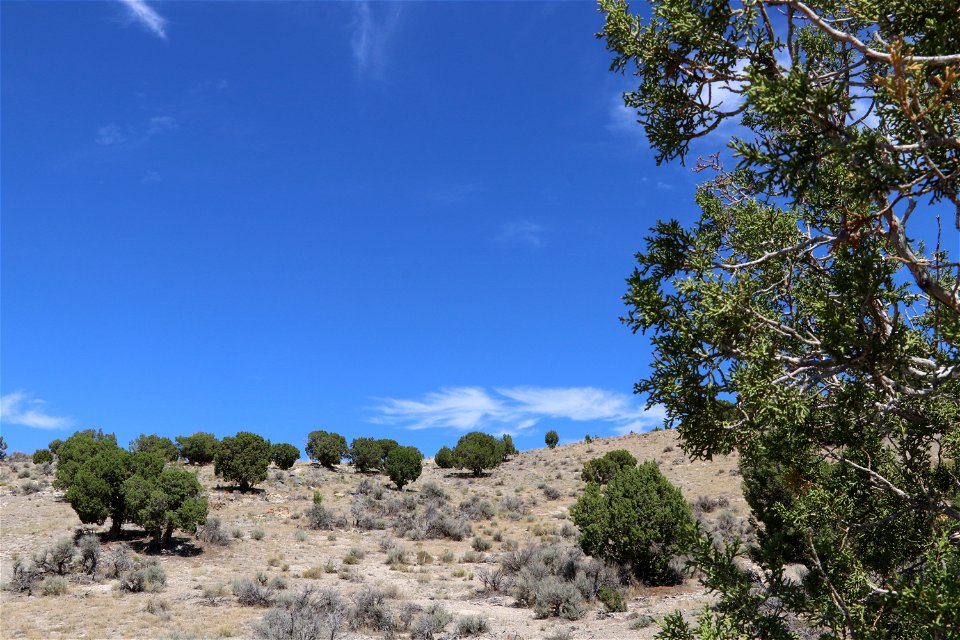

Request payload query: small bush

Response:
[541,484,561,500]
[500,496,528,519]
[410,604,452,640]
[455,615,489,637]
[39,576,69,596]
[77,534,101,575]
[197,517,232,547]
[102,544,134,579]
[11,558,41,594]
[534,578,585,620]
[460,496,495,521]
[306,504,346,530]
[386,546,408,566]
[120,560,167,593]
[21,480,43,494]
[32,449,54,465]
[419,481,449,503]
[598,585,627,612]
[476,567,510,593]
[146,597,171,616]
[471,537,492,552]
[255,587,348,640]
[356,479,384,499]
[34,538,76,575]
[234,578,275,606]
[251,527,266,540]
[350,587,394,633]
[302,566,324,579]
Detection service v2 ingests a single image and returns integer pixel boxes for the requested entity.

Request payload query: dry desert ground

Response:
[0,431,751,640]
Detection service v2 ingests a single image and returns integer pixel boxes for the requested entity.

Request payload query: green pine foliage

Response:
[501,434,518,460]
[348,437,383,473]
[214,432,271,491]
[544,430,559,449]
[434,446,455,469]
[452,432,505,476]
[384,445,423,490]
[175,432,219,465]
[580,450,637,485]
[32,449,54,465]
[129,434,179,462]
[304,430,348,469]
[598,0,960,636]
[123,468,208,547]
[270,443,300,470]
[570,461,692,584]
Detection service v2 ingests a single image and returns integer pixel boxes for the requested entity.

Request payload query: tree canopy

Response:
[599,0,959,636]
[384,445,423,490]
[214,432,271,491]
[175,432,219,465]
[452,432,505,476]
[305,430,348,469]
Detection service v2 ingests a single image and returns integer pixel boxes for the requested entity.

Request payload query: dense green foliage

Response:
[305,430,348,469]
[599,0,960,636]
[54,429,119,490]
[384,445,423,490]
[544,430,559,449]
[32,449,54,465]
[214,432,271,491]
[452,432,505,476]
[501,434,518,460]
[348,437,383,473]
[47,438,63,456]
[123,468,208,546]
[434,446,455,469]
[176,432,219,465]
[130,434,179,462]
[581,449,637,485]
[270,443,300,470]
[570,461,692,584]
[376,438,400,467]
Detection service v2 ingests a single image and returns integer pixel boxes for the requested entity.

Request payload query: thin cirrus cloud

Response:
[350,2,403,79]
[0,392,74,430]
[495,220,545,248]
[370,386,666,436]
[95,115,178,148]
[119,0,168,39]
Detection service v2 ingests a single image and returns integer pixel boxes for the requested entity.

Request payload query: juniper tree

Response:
[599,0,960,636]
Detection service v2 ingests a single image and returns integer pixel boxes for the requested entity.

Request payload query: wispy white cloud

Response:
[94,115,178,147]
[496,220,545,248]
[96,124,128,146]
[140,170,162,183]
[371,386,665,436]
[0,392,74,430]
[119,0,168,40]
[350,2,402,79]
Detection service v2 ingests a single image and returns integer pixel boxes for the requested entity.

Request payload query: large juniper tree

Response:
[598,0,959,637]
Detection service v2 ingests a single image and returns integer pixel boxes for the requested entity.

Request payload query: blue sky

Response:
[1,0,707,456]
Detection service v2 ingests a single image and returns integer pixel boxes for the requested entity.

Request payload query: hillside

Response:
[0,431,749,640]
